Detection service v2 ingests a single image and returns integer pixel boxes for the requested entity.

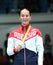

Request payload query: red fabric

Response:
[13,48,17,54]
[36,29,42,37]
[21,24,29,31]
[8,25,42,41]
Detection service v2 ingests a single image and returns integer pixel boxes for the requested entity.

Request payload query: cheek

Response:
[28,17,31,21]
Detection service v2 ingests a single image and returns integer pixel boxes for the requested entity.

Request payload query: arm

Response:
[7,37,15,56]
[7,31,24,56]
[7,37,23,56]
[36,30,44,65]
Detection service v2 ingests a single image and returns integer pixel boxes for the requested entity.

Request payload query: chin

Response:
[23,22,28,25]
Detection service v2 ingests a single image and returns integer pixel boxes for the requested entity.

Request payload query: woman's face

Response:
[19,9,31,25]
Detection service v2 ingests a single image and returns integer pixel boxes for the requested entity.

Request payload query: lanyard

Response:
[22,25,31,43]
[21,25,31,65]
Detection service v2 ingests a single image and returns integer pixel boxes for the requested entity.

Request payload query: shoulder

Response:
[31,26,42,37]
[8,27,20,38]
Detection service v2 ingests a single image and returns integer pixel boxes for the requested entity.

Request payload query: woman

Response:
[7,8,44,65]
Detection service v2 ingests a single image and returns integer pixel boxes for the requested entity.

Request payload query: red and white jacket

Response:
[7,24,44,65]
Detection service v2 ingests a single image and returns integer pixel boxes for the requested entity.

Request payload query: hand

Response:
[18,43,25,48]
[15,44,22,52]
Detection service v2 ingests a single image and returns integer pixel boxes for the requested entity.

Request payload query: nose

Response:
[24,16,27,18]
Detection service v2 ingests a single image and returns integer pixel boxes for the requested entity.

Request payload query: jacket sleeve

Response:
[36,30,44,65]
[7,32,15,56]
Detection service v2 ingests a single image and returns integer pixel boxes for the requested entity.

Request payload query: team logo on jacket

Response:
[14,30,36,40]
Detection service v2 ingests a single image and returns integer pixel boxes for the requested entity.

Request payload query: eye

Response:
[21,14,29,17]
[26,15,28,17]
[21,15,24,17]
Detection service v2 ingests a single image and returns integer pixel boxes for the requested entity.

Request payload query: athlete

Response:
[7,8,44,65]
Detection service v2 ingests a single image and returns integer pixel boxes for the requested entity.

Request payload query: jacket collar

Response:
[21,24,30,32]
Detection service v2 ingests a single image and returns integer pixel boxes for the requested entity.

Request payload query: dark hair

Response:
[45,34,51,43]
[18,7,31,16]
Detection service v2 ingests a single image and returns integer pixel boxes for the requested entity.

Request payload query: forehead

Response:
[20,9,30,15]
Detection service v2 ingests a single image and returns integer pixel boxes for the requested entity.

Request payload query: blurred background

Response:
[0,0,53,65]
[0,0,53,13]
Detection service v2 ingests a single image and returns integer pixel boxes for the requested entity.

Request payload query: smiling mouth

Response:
[23,19,28,22]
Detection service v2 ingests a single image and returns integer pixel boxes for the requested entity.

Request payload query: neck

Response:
[21,24,30,32]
